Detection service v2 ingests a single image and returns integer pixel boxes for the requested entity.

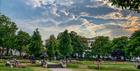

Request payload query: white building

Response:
[87,38,95,48]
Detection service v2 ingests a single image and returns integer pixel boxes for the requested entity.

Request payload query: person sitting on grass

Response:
[5,59,13,68]
[13,59,25,68]
[30,55,36,64]
[14,59,20,67]
[60,59,66,68]
[40,55,47,68]
[40,59,47,68]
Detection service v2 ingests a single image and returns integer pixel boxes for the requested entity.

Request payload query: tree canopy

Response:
[91,36,111,58]
[0,13,18,55]
[70,31,86,58]
[29,29,43,57]
[127,31,140,57]
[58,30,73,59]
[16,30,30,56]
[111,36,128,59]
[47,35,58,60]
[109,0,140,12]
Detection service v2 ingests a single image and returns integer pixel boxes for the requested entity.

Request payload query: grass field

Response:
[0,59,50,71]
[0,59,139,71]
[0,63,51,71]
[67,61,140,71]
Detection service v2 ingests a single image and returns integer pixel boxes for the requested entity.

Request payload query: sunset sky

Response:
[1,0,140,41]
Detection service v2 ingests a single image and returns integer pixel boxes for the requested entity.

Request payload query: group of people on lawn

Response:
[5,55,47,68]
[5,55,66,68]
[5,59,21,68]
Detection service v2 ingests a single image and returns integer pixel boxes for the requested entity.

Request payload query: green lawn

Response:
[0,60,139,71]
[67,61,140,71]
[0,64,33,71]
[0,59,50,71]
[0,63,50,71]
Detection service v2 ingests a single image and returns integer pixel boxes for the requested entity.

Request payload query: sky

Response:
[0,0,140,41]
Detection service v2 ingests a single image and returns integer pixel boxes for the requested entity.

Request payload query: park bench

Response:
[47,63,66,68]
[46,60,66,68]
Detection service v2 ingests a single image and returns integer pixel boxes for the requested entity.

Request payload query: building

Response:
[87,38,95,48]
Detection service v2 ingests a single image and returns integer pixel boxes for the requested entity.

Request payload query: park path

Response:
[50,68,72,71]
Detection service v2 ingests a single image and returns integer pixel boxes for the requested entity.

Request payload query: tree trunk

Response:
[10,49,13,56]
[20,51,22,57]
[66,57,68,64]
[49,57,52,61]
[6,48,9,56]
[97,55,101,69]
[64,56,68,64]
[2,48,4,56]
[0,48,2,59]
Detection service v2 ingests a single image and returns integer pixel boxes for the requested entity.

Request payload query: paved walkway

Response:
[50,68,72,71]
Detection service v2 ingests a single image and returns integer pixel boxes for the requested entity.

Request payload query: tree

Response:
[58,30,73,61]
[16,30,30,56]
[131,30,140,39]
[91,36,111,69]
[0,13,18,55]
[133,46,140,57]
[47,35,58,60]
[91,36,111,58]
[109,0,140,12]
[29,29,43,57]
[127,30,140,58]
[70,31,85,59]
[111,36,128,60]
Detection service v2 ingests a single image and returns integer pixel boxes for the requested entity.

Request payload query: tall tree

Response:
[111,36,128,60]
[16,30,30,56]
[0,14,18,55]
[91,36,111,69]
[91,36,111,58]
[131,30,140,39]
[70,31,85,59]
[127,30,140,58]
[47,35,58,60]
[29,29,43,57]
[58,30,73,60]
[109,0,140,12]
[133,46,140,57]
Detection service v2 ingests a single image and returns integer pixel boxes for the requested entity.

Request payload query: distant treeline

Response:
[0,13,140,61]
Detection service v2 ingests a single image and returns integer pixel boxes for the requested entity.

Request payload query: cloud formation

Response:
[23,0,140,39]
[1,0,140,42]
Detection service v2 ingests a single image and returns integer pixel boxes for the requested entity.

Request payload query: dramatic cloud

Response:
[21,0,140,40]
[26,0,55,8]
[26,0,75,8]
[1,0,140,42]
[122,16,140,32]
[94,11,126,20]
